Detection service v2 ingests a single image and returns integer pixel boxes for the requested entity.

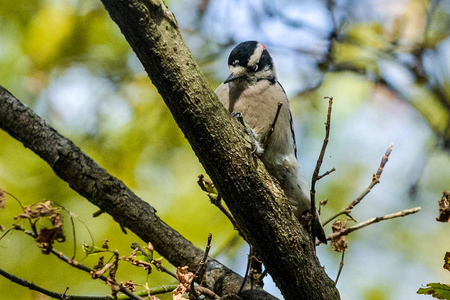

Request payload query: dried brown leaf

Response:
[128,248,138,261]
[50,213,63,228]
[320,199,328,207]
[331,220,348,252]
[123,280,136,292]
[444,252,450,272]
[94,256,105,270]
[154,258,163,271]
[102,238,109,250]
[145,242,154,252]
[173,266,194,300]
[132,260,152,271]
[15,200,56,220]
[92,262,115,279]
[437,191,450,222]
[36,227,65,254]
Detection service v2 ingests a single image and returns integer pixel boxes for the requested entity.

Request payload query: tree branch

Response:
[328,207,422,241]
[0,266,176,300]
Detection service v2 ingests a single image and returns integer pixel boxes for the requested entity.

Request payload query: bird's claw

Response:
[231,112,264,156]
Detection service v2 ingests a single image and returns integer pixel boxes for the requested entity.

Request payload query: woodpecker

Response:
[215,41,327,244]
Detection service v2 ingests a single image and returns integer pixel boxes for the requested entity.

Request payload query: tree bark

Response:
[97,0,340,299]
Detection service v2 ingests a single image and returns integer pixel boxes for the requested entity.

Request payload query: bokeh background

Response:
[1,0,449,299]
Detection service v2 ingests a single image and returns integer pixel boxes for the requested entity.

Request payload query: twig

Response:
[212,195,242,233]
[0,266,176,300]
[310,97,334,243]
[322,143,393,226]
[263,102,283,149]
[190,233,212,298]
[2,190,36,233]
[194,286,221,299]
[334,251,345,285]
[317,168,336,181]
[2,190,24,209]
[322,211,355,228]
[153,259,177,280]
[238,244,253,294]
[198,175,245,239]
[346,143,394,212]
[0,266,66,300]
[194,232,212,278]
[328,207,421,241]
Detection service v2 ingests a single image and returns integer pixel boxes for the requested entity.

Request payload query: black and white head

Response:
[224,41,276,84]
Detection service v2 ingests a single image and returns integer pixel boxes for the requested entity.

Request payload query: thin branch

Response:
[212,196,239,229]
[190,233,213,298]
[239,244,253,294]
[263,102,283,149]
[194,232,212,278]
[310,96,334,242]
[0,267,103,300]
[323,143,393,226]
[194,286,221,299]
[345,143,393,212]
[334,251,345,285]
[153,260,178,280]
[3,190,24,209]
[328,207,422,241]
[317,168,336,181]
[0,266,176,300]
[198,175,246,240]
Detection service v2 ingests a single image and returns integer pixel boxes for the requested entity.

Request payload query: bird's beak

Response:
[224,66,245,83]
[224,72,240,83]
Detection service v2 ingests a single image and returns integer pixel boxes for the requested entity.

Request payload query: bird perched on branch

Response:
[215,41,327,244]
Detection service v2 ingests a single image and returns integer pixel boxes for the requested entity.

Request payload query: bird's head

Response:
[225,41,276,84]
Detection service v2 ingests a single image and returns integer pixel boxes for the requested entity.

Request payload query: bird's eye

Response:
[248,64,258,72]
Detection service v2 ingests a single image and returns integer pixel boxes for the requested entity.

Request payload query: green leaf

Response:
[134,253,151,263]
[417,283,450,299]
[82,242,104,256]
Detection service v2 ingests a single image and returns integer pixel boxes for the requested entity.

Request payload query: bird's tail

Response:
[313,214,327,244]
